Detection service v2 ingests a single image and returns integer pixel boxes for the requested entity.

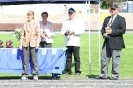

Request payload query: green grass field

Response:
[0,33,133,78]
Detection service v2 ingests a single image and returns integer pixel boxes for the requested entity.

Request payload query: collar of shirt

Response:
[111,14,117,20]
[42,21,49,25]
[68,17,76,21]
[27,19,35,24]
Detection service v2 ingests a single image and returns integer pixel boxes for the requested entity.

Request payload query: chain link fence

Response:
[114,1,133,13]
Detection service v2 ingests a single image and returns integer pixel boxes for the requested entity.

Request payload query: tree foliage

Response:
[100,0,126,9]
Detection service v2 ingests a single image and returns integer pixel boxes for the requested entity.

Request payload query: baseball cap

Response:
[110,4,118,9]
[68,8,76,13]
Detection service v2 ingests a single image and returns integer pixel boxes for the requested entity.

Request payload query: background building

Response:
[0,4,100,14]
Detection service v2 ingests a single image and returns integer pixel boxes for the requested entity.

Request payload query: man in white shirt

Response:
[61,8,85,76]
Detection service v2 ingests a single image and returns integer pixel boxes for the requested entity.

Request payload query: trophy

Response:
[103,25,110,38]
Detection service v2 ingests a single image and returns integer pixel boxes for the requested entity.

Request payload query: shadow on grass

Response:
[86,74,98,79]
[39,75,60,80]
[0,76,21,80]
[0,75,60,80]
[86,74,110,79]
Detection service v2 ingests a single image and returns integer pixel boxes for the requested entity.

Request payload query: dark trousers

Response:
[39,41,52,48]
[66,46,81,73]
[22,46,38,77]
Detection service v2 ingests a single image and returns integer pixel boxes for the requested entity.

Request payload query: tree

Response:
[100,0,126,9]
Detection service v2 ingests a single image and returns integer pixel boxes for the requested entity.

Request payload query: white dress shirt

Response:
[61,17,85,47]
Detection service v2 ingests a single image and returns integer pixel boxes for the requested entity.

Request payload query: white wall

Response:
[0,4,64,14]
[0,4,89,14]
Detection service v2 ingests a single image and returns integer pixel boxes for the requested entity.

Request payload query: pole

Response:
[98,0,101,67]
[0,3,2,14]
[127,0,128,13]
[88,0,91,76]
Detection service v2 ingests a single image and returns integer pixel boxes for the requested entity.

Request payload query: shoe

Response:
[95,76,107,79]
[76,73,81,76]
[64,72,71,75]
[33,76,38,81]
[110,77,118,80]
[21,76,28,80]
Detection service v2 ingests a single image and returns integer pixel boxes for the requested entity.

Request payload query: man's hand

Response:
[65,30,69,35]
[106,29,112,34]
[69,30,74,35]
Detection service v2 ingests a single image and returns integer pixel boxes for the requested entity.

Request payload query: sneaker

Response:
[110,77,118,80]
[21,76,28,80]
[33,76,38,81]
[64,72,71,75]
[75,73,81,76]
[95,76,107,79]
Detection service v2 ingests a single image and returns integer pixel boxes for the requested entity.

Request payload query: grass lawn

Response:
[0,33,133,78]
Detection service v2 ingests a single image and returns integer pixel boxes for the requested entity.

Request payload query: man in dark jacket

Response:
[96,4,126,80]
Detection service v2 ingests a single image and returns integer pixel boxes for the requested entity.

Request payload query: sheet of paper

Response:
[52,49,57,55]
[42,49,46,55]
[12,49,17,54]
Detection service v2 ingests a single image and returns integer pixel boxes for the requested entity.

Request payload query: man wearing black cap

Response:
[96,4,126,80]
[61,8,85,76]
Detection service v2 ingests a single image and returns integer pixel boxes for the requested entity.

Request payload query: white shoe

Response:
[21,76,28,80]
[33,76,38,81]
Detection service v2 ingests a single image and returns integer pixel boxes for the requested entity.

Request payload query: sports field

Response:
[0,33,132,79]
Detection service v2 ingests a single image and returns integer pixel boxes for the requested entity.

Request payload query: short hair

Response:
[41,12,48,17]
[27,10,34,19]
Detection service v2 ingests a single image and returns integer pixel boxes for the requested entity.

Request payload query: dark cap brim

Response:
[111,7,116,9]
[111,7,117,9]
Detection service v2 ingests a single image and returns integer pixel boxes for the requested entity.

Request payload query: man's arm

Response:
[101,19,107,35]
[36,22,41,49]
[101,18,107,39]
[19,23,25,50]
[111,17,126,36]
[61,21,69,36]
